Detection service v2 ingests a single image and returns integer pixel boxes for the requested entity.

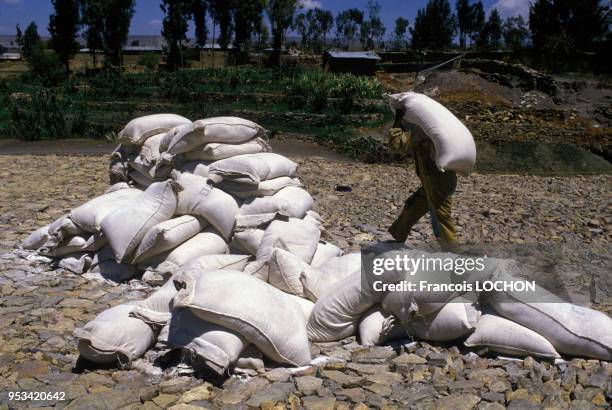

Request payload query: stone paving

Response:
[0,153,610,409]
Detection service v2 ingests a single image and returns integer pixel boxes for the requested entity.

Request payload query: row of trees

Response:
[410,0,608,52]
[13,0,611,73]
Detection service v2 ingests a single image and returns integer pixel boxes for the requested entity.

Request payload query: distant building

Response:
[0,52,21,61]
[322,51,381,75]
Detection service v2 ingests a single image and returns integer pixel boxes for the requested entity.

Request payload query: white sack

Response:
[118,114,191,145]
[358,306,407,346]
[74,302,155,363]
[128,170,153,188]
[185,137,271,161]
[163,308,247,376]
[388,92,476,175]
[70,188,142,232]
[381,251,501,323]
[132,278,179,325]
[267,248,319,296]
[22,225,51,250]
[256,218,320,263]
[301,253,361,302]
[209,153,298,185]
[181,161,211,178]
[104,182,131,194]
[487,279,612,361]
[218,177,302,199]
[101,181,178,262]
[174,270,311,366]
[58,252,93,274]
[166,117,264,155]
[174,171,239,240]
[133,215,205,263]
[287,294,315,321]
[145,228,229,271]
[465,314,561,359]
[39,234,88,257]
[307,271,381,342]
[406,299,480,341]
[87,246,139,283]
[310,241,344,268]
[179,254,250,278]
[239,187,313,219]
[230,229,264,256]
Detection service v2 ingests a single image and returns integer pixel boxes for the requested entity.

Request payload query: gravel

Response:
[0,151,610,408]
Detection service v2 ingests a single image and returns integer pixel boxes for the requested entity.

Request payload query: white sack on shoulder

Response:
[118,114,191,145]
[209,153,298,185]
[74,302,155,363]
[388,92,476,175]
[174,270,311,366]
[101,180,178,263]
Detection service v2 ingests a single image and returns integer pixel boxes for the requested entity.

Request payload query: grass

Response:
[0,66,391,160]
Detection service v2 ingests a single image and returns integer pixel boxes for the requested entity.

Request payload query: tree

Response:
[48,0,80,71]
[410,0,457,50]
[316,9,334,51]
[254,18,269,51]
[266,0,299,65]
[233,0,265,63]
[293,12,309,48]
[359,1,385,49]
[80,0,104,66]
[335,8,363,49]
[80,0,134,68]
[503,15,529,50]
[212,0,233,50]
[468,1,485,47]
[15,25,23,50]
[192,0,208,48]
[482,8,503,49]
[103,0,136,67]
[16,22,42,60]
[456,0,471,49]
[160,0,191,69]
[391,17,409,49]
[529,0,607,52]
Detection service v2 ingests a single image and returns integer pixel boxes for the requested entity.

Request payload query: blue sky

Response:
[0,0,530,36]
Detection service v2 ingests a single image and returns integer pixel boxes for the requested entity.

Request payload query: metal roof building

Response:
[322,51,381,75]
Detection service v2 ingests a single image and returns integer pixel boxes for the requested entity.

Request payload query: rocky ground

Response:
[0,151,611,409]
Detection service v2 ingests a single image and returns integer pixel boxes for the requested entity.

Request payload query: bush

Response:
[7,90,90,141]
[21,46,66,87]
[138,53,160,72]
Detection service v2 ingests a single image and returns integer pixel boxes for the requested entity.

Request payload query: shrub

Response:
[7,90,90,141]
[138,53,160,72]
[21,46,66,87]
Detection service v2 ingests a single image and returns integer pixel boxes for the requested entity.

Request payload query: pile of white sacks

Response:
[22,113,611,376]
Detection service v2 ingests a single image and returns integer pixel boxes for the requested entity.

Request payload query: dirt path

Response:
[0,138,350,162]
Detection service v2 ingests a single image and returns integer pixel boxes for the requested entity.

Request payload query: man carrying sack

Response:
[387,106,459,247]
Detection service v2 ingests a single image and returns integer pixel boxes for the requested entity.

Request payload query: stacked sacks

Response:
[22,112,612,373]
